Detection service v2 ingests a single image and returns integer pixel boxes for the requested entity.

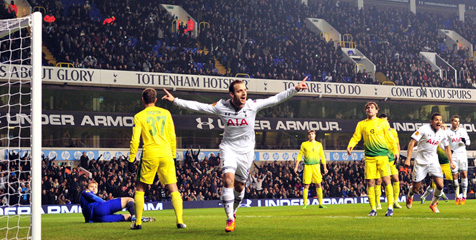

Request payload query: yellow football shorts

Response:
[440,163,453,181]
[303,164,322,184]
[137,149,177,185]
[364,156,391,180]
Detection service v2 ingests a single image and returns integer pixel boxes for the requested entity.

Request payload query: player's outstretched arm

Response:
[162,88,175,102]
[294,76,309,91]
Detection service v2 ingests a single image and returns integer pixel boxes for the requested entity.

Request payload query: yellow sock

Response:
[134,191,145,225]
[375,185,382,206]
[367,186,376,210]
[303,188,309,206]
[432,181,436,191]
[171,191,184,224]
[316,187,323,206]
[393,182,400,203]
[385,184,394,209]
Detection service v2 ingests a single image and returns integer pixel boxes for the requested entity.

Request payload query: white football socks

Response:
[222,187,234,220]
[233,189,245,214]
[462,178,468,198]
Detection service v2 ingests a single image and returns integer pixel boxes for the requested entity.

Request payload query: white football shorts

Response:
[411,160,443,183]
[220,148,254,183]
[451,154,468,173]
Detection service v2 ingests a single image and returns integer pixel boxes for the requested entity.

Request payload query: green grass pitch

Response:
[6,200,476,239]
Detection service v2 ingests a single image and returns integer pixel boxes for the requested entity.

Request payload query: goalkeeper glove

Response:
[125,156,135,172]
[462,138,466,144]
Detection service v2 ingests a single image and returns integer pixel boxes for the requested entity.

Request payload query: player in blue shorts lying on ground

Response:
[80,179,154,223]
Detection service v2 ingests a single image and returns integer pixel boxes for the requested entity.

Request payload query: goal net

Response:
[0,12,42,240]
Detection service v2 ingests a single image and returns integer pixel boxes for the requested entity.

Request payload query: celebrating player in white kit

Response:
[447,115,471,205]
[162,77,309,232]
[404,113,455,213]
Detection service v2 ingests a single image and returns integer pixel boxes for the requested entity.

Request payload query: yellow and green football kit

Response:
[437,144,453,181]
[297,141,326,184]
[347,118,398,211]
[347,118,398,179]
[297,140,326,207]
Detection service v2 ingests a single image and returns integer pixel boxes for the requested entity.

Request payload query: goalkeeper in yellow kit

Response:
[294,130,328,209]
[128,88,185,230]
[347,102,399,217]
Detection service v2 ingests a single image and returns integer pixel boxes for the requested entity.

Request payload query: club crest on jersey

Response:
[426,139,439,145]
[227,118,248,126]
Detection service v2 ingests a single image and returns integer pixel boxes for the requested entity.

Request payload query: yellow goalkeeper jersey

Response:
[297,141,326,165]
[347,118,398,157]
[129,106,176,161]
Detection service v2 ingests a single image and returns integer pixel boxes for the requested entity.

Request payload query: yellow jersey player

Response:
[374,114,402,210]
[294,130,328,209]
[347,102,399,217]
[129,88,185,230]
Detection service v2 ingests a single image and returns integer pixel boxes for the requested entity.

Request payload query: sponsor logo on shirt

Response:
[426,139,440,145]
[227,118,248,126]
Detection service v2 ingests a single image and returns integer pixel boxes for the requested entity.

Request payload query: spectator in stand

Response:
[103,16,116,25]
[8,1,17,17]
[80,152,89,169]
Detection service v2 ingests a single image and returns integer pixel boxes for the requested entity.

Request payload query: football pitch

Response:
[34,200,476,239]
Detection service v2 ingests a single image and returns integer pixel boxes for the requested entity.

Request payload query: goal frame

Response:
[30,11,42,240]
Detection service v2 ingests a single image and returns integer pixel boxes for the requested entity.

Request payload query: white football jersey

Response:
[411,124,449,164]
[447,127,470,156]
[174,88,298,153]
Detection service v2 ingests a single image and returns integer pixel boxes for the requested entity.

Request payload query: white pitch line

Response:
[196,215,472,220]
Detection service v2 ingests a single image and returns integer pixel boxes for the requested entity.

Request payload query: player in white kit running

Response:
[162,77,309,232]
[404,113,455,213]
[447,115,471,205]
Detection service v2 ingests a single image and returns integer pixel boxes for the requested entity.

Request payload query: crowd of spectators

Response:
[0,0,470,88]
[2,150,476,207]
[33,0,217,74]
[1,0,474,88]
[308,1,473,88]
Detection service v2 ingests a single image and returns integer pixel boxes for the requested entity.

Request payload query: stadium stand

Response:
[16,0,476,88]
[2,0,476,88]
[3,0,475,205]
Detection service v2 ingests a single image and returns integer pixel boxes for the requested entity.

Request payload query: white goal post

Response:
[31,11,42,240]
[0,11,42,240]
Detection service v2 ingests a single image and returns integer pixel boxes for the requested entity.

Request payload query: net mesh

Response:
[0,15,34,240]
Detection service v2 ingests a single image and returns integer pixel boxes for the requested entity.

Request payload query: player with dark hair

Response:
[129,88,185,230]
[405,113,455,213]
[162,77,308,232]
[347,102,399,217]
[447,115,471,205]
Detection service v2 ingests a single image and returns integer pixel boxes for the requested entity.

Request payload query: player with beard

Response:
[162,77,308,232]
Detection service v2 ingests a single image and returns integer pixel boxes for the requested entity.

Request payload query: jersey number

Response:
[147,116,166,136]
